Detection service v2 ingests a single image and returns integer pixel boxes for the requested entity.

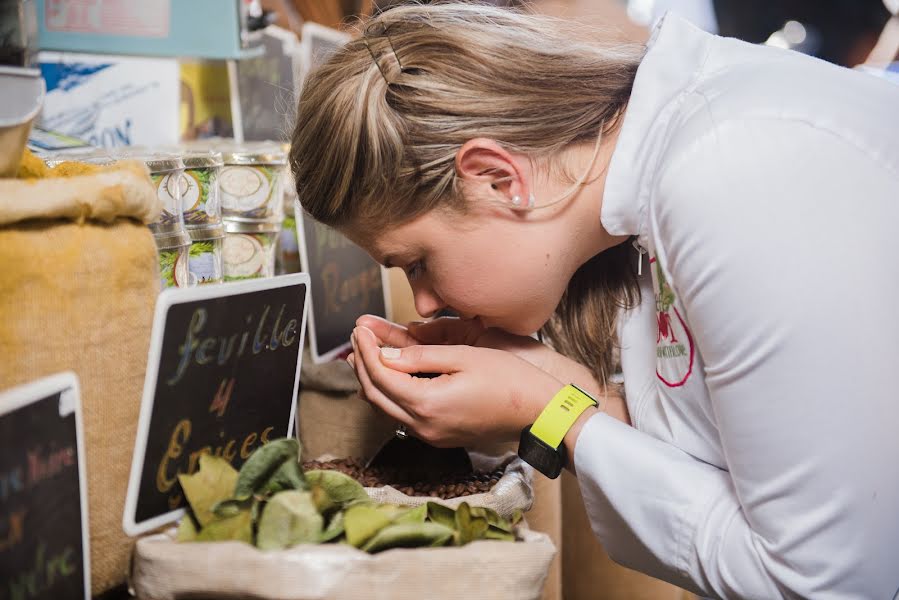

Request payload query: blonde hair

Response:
[290,2,643,385]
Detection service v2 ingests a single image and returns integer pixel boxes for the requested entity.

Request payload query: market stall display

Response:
[130,438,554,600]
[2,150,161,596]
[0,5,584,599]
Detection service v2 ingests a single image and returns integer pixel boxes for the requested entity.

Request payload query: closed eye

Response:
[405,260,425,282]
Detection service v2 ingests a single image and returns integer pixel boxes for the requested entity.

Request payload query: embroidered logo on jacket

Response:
[652,257,694,387]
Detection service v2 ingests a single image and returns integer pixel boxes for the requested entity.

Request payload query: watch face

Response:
[518,426,565,479]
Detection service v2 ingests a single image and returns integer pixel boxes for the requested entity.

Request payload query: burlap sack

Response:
[0,166,161,594]
[131,527,556,600]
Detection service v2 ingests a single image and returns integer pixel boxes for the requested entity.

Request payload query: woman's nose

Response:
[412,285,446,319]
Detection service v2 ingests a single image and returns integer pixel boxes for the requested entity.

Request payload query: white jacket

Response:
[574,14,899,600]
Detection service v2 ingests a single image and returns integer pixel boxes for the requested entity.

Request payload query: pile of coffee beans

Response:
[302,458,505,500]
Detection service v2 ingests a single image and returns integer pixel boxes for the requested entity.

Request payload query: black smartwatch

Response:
[517,384,598,479]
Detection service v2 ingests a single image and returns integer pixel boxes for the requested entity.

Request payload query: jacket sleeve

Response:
[575,118,899,599]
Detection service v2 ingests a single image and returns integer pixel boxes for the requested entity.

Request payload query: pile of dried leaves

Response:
[176,438,522,553]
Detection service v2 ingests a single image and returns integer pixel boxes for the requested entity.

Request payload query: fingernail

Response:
[408,320,427,327]
[380,347,401,360]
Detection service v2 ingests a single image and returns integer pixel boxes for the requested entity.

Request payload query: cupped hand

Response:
[355,314,552,371]
[347,325,564,448]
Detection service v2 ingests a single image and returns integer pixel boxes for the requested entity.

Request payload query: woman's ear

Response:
[455,138,529,206]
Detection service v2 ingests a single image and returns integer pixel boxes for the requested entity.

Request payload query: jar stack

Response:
[40,141,287,288]
[180,151,225,285]
[218,143,287,282]
[140,154,192,289]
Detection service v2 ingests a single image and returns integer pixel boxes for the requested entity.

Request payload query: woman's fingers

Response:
[377,343,470,376]
[352,326,451,410]
[406,317,484,346]
[354,326,480,408]
[349,332,414,424]
[356,314,419,348]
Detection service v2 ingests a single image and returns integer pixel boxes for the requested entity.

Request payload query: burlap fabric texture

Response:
[131,525,554,600]
[0,163,161,595]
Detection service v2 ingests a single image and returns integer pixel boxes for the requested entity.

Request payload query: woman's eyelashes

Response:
[405,260,426,281]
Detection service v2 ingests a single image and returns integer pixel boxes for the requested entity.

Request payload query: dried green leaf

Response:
[484,526,516,542]
[344,504,393,548]
[195,509,253,544]
[211,497,251,519]
[510,509,523,526]
[305,470,368,508]
[311,485,337,515]
[251,498,262,523]
[260,456,308,495]
[455,502,489,545]
[426,502,456,529]
[321,510,345,543]
[176,514,198,542]
[256,490,323,551]
[177,454,239,527]
[234,438,303,500]
[374,504,407,520]
[469,506,512,532]
[394,504,427,525]
[361,522,454,553]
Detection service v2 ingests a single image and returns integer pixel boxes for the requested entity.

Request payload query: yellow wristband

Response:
[529,384,598,449]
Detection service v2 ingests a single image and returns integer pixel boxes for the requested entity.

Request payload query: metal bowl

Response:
[0,65,44,177]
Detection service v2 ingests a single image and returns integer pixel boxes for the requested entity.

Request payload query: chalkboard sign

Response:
[295,203,391,364]
[123,274,310,536]
[0,372,90,600]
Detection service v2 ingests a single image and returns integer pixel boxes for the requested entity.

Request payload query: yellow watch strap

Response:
[529,384,598,449]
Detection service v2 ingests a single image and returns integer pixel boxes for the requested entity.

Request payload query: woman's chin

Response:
[484,317,547,337]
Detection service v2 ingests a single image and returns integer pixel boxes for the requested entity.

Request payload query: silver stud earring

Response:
[511,195,521,206]
[527,192,536,209]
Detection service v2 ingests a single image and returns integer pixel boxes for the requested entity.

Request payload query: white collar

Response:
[600,13,713,240]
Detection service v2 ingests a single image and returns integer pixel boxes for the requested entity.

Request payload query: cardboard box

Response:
[38,51,179,149]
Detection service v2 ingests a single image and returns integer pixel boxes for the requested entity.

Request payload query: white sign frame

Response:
[0,372,91,600]
[294,201,392,364]
[122,274,311,537]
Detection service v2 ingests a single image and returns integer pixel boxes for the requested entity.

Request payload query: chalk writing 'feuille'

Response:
[168,304,299,386]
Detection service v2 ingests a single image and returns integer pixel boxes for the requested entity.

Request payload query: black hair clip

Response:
[362,20,407,85]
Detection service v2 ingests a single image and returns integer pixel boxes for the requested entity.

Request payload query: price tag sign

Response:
[123,274,310,536]
[295,206,390,363]
[0,372,90,600]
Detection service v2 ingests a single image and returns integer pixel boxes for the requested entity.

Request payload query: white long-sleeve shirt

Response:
[574,14,899,599]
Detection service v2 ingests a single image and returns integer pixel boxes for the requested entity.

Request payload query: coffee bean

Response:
[301,458,507,500]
